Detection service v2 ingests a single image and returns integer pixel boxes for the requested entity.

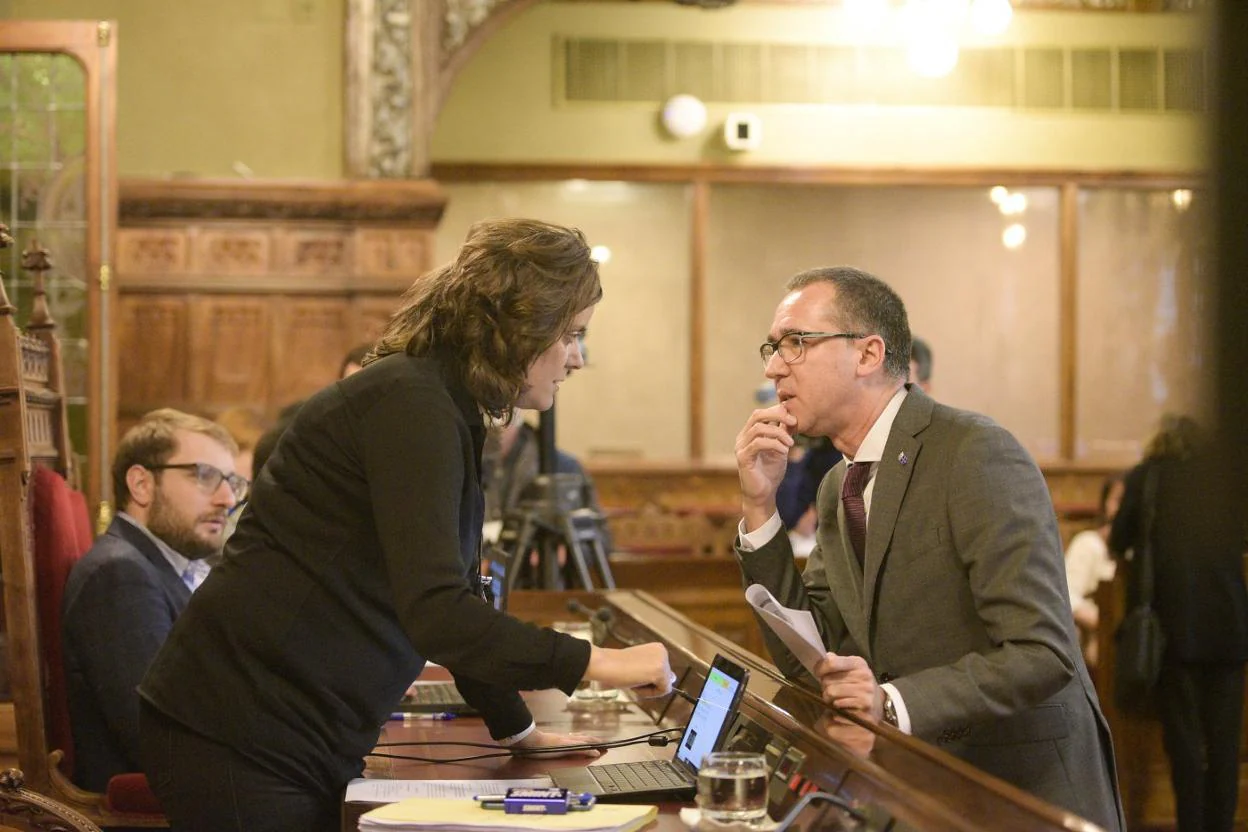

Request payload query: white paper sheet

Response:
[744,584,827,675]
[346,777,554,804]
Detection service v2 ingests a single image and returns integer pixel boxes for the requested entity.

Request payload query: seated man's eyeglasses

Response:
[759,331,865,367]
[147,463,250,502]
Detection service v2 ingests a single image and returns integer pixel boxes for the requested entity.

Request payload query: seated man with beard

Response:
[62,408,245,791]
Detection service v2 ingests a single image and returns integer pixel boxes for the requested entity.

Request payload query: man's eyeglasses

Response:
[147,463,249,502]
[759,331,865,367]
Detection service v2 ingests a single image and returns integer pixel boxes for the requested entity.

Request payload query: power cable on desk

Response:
[368,726,685,764]
[773,791,869,830]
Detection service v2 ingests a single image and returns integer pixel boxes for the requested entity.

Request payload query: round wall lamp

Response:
[660,94,708,139]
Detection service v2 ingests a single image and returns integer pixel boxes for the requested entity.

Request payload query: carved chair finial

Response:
[20,238,54,330]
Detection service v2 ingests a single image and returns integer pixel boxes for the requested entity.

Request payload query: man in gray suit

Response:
[734,267,1124,832]
[62,408,244,791]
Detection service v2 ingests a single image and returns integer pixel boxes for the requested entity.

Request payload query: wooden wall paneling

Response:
[116,294,188,427]
[349,294,403,343]
[269,296,353,412]
[187,295,270,411]
[353,227,434,288]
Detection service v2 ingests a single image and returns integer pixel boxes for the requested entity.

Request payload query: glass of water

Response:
[696,751,769,825]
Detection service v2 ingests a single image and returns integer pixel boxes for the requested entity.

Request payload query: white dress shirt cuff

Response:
[497,722,536,746]
[881,683,911,735]
[737,513,784,552]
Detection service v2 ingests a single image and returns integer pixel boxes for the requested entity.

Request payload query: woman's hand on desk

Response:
[511,729,604,759]
[584,643,673,698]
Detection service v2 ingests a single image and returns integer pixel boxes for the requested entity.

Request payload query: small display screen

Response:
[674,664,742,770]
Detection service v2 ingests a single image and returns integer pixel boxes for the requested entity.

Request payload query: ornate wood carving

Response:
[117,296,187,414]
[195,230,269,276]
[116,178,445,422]
[270,299,354,408]
[187,297,270,406]
[116,230,187,275]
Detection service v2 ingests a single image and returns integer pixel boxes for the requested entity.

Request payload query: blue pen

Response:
[389,712,457,721]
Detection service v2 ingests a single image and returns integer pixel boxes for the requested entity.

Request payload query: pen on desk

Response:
[389,712,457,721]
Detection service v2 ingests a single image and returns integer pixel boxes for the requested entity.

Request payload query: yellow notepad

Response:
[358,797,657,832]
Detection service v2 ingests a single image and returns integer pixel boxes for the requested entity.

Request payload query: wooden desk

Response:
[344,673,690,830]
[346,590,1106,832]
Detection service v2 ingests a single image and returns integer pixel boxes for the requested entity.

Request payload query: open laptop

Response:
[550,654,750,803]
[397,681,480,716]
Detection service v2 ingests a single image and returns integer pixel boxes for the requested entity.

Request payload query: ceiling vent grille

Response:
[561,37,1205,113]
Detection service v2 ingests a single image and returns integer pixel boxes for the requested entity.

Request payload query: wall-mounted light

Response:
[661,94,708,139]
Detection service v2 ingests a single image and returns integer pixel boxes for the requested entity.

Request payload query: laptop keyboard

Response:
[591,760,691,793]
[405,683,466,706]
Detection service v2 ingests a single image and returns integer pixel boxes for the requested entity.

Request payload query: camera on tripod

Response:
[487,406,615,609]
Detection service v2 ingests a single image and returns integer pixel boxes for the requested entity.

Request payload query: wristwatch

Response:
[881,689,899,728]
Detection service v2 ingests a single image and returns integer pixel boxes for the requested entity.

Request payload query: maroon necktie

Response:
[841,462,872,569]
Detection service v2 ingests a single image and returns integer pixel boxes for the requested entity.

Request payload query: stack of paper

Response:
[358,798,657,832]
[744,584,826,675]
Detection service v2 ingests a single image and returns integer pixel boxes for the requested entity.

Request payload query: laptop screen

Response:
[674,662,744,771]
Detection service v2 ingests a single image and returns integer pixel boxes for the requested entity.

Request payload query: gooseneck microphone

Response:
[565,599,645,647]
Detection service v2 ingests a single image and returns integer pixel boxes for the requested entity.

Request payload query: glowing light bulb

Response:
[907,34,959,78]
[1001,192,1028,216]
[969,0,1013,36]
[989,185,1009,205]
[1171,189,1193,212]
[590,245,612,264]
[1002,223,1027,250]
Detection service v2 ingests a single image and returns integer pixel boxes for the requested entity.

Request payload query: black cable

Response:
[773,791,868,830]
[367,726,685,765]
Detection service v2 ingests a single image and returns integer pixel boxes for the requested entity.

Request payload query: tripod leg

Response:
[560,517,596,590]
[504,515,538,598]
[590,534,616,589]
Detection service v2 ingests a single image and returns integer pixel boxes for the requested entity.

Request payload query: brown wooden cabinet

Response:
[115,179,446,430]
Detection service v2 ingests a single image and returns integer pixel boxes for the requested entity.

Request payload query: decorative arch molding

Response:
[345,0,541,178]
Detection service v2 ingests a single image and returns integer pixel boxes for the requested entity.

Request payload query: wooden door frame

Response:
[0,20,119,517]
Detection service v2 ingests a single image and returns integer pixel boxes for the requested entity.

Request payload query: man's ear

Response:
[125,464,155,509]
[858,334,888,375]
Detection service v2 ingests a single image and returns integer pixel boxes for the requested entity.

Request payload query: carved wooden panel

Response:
[274,228,352,277]
[270,298,353,410]
[188,296,270,406]
[117,295,188,414]
[354,228,432,280]
[192,228,270,276]
[117,228,189,276]
[349,295,402,342]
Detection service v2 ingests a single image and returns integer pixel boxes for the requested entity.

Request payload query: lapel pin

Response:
[898,451,909,466]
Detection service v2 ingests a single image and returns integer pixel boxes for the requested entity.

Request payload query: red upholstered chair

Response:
[30,465,92,779]
[0,233,167,826]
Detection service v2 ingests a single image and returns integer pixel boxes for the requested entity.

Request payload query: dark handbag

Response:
[1113,464,1165,711]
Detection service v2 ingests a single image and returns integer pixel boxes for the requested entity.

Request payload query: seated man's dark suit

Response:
[62,516,191,791]
[738,386,1125,832]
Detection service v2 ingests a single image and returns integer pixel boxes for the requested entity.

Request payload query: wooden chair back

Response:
[0,228,165,826]
[0,768,101,832]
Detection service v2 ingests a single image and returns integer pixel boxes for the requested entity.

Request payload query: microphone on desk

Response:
[566,599,648,647]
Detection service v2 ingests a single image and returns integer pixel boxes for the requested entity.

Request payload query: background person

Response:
[62,409,242,791]
[733,267,1123,831]
[137,218,673,832]
[1110,415,1248,832]
[1064,473,1125,668]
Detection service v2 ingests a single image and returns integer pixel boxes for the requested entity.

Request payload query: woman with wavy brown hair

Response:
[137,219,673,832]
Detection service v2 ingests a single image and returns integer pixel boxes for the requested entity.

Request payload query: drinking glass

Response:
[696,751,769,825]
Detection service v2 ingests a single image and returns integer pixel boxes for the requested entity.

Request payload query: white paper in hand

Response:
[744,584,826,675]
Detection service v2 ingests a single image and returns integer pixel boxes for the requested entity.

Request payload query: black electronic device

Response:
[397,681,480,716]
[549,654,750,802]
